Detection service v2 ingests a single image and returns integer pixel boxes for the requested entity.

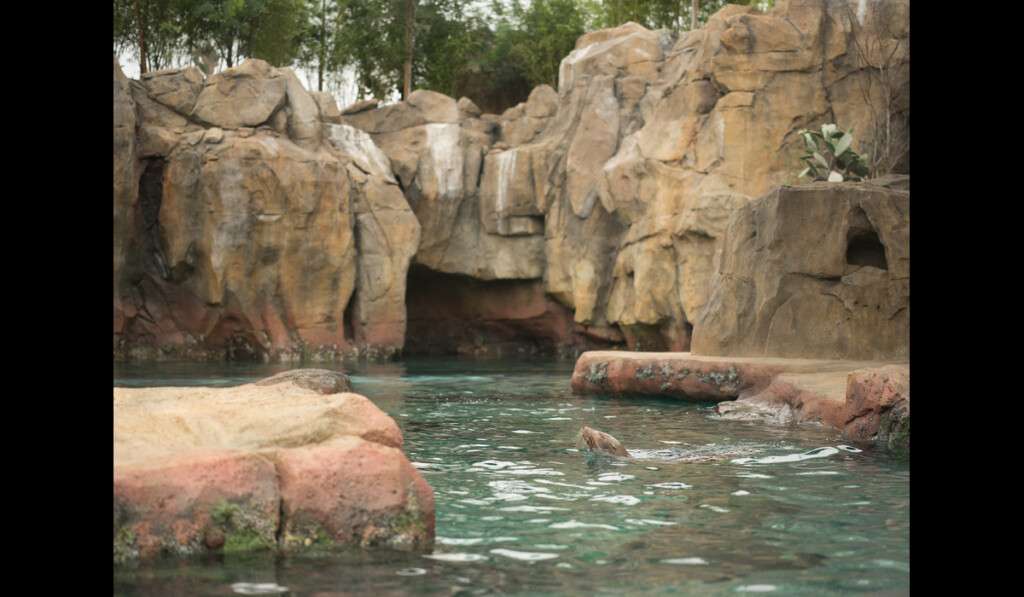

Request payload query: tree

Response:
[114,0,189,74]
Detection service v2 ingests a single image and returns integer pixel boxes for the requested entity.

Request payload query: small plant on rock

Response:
[797,124,871,182]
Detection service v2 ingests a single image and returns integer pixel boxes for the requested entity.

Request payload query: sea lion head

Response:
[575,426,633,459]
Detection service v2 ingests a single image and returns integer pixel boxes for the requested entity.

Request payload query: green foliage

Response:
[114,0,190,72]
[502,0,588,89]
[593,0,731,32]
[114,0,787,109]
[797,124,870,182]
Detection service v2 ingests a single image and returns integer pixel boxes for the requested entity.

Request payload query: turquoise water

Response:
[113,358,910,596]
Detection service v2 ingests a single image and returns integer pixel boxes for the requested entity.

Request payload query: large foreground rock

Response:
[572,351,909,447]
[113,370,434,562]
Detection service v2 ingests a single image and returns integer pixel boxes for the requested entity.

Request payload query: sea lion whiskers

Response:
[572,428,587,450]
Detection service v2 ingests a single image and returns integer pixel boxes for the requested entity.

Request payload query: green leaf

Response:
[828,170,844,182]
[813,151,829,168]
[798,167,811,178]
[834,133,852,156]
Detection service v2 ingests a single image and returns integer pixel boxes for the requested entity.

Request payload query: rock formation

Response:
[113,371,434,561]
[572,351,910,446]
[113,59,420,361]
[692,177,909,360]
[114,0,909,361]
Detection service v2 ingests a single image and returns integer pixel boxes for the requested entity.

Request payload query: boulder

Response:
[113,371,434,561]
[191,59,287,129]
[691,180,910,360]
[571,351,910,445]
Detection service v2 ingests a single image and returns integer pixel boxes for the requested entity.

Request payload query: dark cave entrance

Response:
[846,208,889,270]
[403,265,574,357]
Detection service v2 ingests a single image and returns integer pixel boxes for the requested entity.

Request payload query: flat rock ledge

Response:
[571,352,909,448]
[113,369,434,563]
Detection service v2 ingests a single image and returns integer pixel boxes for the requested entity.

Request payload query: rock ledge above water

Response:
[572,352,909,448]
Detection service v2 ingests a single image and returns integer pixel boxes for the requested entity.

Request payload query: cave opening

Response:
[403,265,572,357]
[846,209,889,270]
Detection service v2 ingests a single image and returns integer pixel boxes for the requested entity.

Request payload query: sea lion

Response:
[575,426,634,459]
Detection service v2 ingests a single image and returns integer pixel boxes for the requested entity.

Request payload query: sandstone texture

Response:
[113,370,434,561]
[113,59,420,362]
[572,351,909,446]
[114,0,909,360]
[692,178,909,360]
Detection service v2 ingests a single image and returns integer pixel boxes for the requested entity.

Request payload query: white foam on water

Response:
[499,505,570,513]
[459,499,492,506]
[837,445,863,452]
[699,504,730,513]
[394,568,427,576]
[660,557,709,565]
[597,473,635,481]
[650,482,692,489]
[732,447,840,464]
[472,460,515,469]
[797,471,840,475]
[490,548,559,561]
[535,493,584,501]
[548,519,620,530]
[512,430,534,434]
[732,490,751,496]
[489,480,550,493]
[230,582,289,595]
[533,543,570,550]
[736,584,778,592]
[534,479,591,490]
[423,553,489,562]
[591,494,641,505]
[437,536,517,546]
[626,518,679,526]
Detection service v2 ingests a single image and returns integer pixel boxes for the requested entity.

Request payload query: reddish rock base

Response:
[571,352,909,447]
[114,371,434,562]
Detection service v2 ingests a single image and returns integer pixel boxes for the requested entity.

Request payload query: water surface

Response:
[113,358,909,596]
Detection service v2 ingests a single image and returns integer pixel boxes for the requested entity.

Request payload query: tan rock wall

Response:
[114,59,420,361]
[691,180,909,360]
[114,0,909,361]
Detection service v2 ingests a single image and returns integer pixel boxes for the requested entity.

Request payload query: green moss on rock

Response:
[210,500,274,553]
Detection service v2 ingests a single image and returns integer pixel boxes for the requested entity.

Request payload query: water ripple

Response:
[490,548,559,561]
[732,447,840,464]
[549,519,620,530]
